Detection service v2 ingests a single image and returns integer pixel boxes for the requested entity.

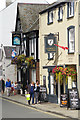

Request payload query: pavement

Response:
[1,92,79,119]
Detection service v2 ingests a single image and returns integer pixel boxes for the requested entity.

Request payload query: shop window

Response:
[67,26,75,53]
[48,10,53,24]
[58,6,63,21]
[67,2,74,18]
[50,74,56,95]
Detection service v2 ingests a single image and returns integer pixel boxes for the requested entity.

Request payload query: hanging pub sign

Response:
[12,33,21,46]
[44,33,57,53]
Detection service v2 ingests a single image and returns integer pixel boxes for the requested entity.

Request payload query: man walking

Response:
[6,79,11,96]
[34,80,40,104]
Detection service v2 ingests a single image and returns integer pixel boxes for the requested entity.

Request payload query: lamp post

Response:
[21,62,27,94]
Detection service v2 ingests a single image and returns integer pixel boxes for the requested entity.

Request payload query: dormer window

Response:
[48,10,53,24]
[67,2,74,18]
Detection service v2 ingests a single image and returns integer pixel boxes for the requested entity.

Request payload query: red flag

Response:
[54,44,68,50]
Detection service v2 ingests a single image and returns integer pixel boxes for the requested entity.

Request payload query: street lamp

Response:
[21,62,27,94]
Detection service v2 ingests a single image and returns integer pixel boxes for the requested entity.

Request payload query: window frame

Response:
[67,26,75,54]
[58,6,63,22]
[67,2,74,19]
[48,10,53,25]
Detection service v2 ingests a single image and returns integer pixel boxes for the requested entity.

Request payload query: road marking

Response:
[1,97,69,119]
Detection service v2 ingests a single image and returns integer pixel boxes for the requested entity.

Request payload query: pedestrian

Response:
[14,81,17,95]
[28,82,35,105]
[6,79,11,97]
[11,81,14,95]
[34,80,40,104]
[0,78,5,95]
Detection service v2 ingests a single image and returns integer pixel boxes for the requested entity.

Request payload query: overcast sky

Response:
[0,0,57,11]
[47,0,57,3]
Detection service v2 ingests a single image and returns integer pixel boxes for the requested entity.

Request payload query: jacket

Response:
[6,81,11,88]
[28,84,35,94]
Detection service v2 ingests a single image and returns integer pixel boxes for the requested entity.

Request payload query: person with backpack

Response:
[28,82,35,105]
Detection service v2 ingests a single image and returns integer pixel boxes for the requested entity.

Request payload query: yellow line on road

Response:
[1,97,68,119]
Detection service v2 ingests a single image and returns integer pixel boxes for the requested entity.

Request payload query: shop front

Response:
[43,64,77,104]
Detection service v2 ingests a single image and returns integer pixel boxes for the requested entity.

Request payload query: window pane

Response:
[69,2,74,17]
[60,7,63,19]
[29,40,31,56]
[49,11,53,23]
[69,28,75,53]
[31,39,34,53]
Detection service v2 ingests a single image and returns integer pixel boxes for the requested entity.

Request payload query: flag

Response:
[54,44,68,50]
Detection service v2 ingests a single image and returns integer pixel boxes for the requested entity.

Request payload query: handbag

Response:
[26,94,30,100]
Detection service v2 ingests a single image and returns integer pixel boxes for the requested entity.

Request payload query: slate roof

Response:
[18,3,49,32]
[4,46,16,59]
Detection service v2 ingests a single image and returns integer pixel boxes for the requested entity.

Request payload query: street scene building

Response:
[39,0,80,103]
[0,45,17,82]
[0,0,80,119]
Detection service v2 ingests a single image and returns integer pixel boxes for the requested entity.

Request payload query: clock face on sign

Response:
[48,39,54,46]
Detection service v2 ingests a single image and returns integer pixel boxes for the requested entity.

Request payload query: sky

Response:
[47,0,57,3]
[0,0,57,11]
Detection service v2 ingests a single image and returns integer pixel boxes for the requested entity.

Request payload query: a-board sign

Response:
[68,89,79,109]
[60,94,67,107]
[40,86,46,92]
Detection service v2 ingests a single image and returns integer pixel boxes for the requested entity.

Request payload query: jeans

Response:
[7,87,11,96]
[28,93,34,104]
[35,92,39,104]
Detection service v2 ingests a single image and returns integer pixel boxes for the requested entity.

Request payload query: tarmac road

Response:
[0,98,75,120]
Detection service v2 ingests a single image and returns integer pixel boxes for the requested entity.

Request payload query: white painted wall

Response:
[0,0,6,11]
[0,1,17,46]
[4,59,17,83]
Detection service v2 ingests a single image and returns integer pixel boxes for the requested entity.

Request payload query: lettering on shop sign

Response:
[44,33,57,53]
[68,89,79,109]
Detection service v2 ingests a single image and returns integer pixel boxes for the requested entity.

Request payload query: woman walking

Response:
[28,82,35,105]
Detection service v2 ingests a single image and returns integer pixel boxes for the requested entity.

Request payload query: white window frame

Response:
[48,10,53,24]
[68,26,75,53]
[50,74,54,95]
[59,7,63,20]
[68,2,74,17]
[29,38,36,59]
